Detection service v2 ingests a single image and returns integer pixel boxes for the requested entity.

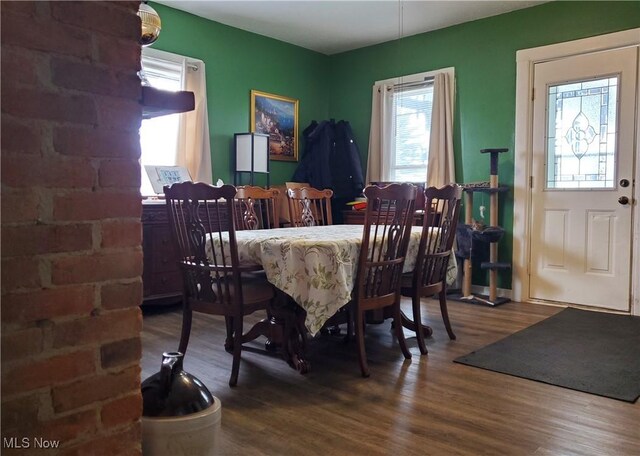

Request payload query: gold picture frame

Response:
[250,90,299,162]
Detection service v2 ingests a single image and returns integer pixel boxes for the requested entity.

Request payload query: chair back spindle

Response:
[287,187,333,227]
[415,185,463,290]
[165,183,240,306]
[234,185,280,230]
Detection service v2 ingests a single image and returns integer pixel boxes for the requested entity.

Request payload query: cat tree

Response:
[456,148,511,306]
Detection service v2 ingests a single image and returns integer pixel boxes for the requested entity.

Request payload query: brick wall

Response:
[1,2,143,454]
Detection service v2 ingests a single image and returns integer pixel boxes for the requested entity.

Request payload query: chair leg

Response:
[394,300,411,360]
[224,316,234,353]
[178,301,192,355]
[295,307,308,352]
[412,293,428,355]
[229,314,243,387]
[354,308,370,377]
[439,288,456,340]
[343,308,353,343]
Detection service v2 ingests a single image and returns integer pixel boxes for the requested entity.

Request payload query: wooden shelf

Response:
[141,86,195,119]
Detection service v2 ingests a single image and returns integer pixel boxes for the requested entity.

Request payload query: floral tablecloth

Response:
[209,225,457,336]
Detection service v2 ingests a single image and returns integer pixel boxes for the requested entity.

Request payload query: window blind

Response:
[141,55,183,92]
[391,81,434,182]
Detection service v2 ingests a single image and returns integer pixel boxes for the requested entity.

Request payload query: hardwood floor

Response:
[141,299,640,455]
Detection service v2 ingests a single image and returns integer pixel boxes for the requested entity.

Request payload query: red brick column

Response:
[1,2,143,453]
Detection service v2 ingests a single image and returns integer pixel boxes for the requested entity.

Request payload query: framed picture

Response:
[251,90,298,162]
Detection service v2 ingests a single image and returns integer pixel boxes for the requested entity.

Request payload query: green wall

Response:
[151,1,638,289]
[328,1,640,288]
[150,3,330,185]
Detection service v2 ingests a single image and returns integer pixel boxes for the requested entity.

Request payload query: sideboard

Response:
[142,199,232,305]
[142,201,181,305]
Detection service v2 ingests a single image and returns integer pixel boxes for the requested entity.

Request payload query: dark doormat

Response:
[454,308,640,403]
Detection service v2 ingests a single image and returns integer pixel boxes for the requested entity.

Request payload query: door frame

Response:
[512,28,640,315]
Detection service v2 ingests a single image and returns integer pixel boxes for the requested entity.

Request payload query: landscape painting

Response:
[251,90,298,161]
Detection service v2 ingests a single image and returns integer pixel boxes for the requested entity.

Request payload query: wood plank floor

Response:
[141,299,640,455]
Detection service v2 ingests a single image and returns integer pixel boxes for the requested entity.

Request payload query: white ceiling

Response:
[156,0,545,55]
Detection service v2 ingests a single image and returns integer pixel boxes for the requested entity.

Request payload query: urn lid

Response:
[141,351,214,417]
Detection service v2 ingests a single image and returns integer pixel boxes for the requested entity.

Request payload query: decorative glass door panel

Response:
[546,76,618,189]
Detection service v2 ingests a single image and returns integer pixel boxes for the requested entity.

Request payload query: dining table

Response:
[208,224,457,373]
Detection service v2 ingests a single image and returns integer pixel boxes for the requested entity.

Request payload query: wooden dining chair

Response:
[401,184,463,354]
[350,183,417,377]
[287,186,334,227]
[164,182,275,386]
[234,185,280,230]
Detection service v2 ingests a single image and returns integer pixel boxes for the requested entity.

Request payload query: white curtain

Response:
[426,72,455,188]
[176,60,213,184]
[366,83,395,182]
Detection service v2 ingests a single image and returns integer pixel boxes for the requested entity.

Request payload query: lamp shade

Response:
[234,133,269,187]
[235,133,269,173]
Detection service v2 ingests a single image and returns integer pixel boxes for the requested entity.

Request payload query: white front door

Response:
[529,47,637,311]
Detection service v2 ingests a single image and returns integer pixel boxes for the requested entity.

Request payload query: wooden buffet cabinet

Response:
[142,201,182,305]
[142,200,231,305]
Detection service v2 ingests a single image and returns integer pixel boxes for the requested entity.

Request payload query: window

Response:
[390,81,434,182]
[139,51,184,196]
[371,68,455,185]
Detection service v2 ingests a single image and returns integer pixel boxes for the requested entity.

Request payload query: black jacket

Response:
[293,120,364,199]
[332,120,364,199]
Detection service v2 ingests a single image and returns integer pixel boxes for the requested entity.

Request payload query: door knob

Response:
[618,196,629,205]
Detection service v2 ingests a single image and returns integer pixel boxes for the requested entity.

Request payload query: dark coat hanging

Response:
[293,120,365,200]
